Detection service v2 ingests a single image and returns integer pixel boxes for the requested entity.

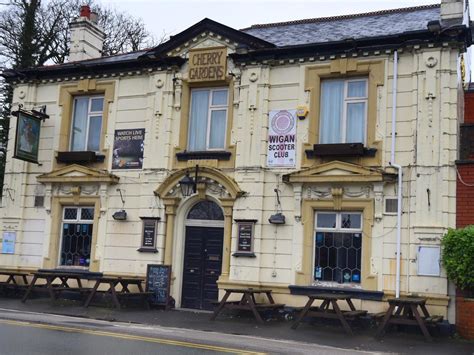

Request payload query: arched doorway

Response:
[181,200,224,310]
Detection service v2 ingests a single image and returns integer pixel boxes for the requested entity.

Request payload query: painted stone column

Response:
[220,198,234,278]
[163,197,179,265]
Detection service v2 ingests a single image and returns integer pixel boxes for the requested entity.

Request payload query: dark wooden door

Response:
[181,226,223,310]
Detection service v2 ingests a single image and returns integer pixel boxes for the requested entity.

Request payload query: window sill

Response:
[232,252,256,258]
[289,285,384,301]
[306,143,376,158]
[176,150,231,161]
[137,248,158,253]
[56,151,105,164]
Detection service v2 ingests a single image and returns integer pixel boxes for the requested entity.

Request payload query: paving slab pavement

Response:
[0,297,472,354]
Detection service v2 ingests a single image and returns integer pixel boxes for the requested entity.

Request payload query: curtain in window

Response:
[346,103,365,143]
[209,110,226,149]
[320,81,343,144]
[71,98,89,151]
[87,116,102,151]
[188,91,209,151]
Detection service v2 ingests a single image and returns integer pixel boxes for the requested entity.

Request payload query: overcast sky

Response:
[99,0,449,38]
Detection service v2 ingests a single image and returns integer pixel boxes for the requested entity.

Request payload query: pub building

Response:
[0,1,471,321]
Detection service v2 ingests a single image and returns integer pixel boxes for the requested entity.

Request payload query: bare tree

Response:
[0,0,157,67]
[0,0,160,196]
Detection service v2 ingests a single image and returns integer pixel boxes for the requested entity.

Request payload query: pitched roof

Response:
[242,5,441,47]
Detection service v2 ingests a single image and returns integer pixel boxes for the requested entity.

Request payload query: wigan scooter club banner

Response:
[266,109,296,168]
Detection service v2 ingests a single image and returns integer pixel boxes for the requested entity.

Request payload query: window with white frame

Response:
[319,78,368,144]
[314,211,363,284]
[60,206,94,267]
[188,88,228,151]
[70,96,104,151]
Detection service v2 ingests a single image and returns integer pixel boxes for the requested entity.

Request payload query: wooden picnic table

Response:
[0,270,30,286]
[0,270,31,296]
[84,276,151,309]
[375,297,442,342]
[21,271,90,303]
[210,288,285,324]
[291,293,367,335]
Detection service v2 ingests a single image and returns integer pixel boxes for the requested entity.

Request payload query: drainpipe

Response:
[390,50,402,298]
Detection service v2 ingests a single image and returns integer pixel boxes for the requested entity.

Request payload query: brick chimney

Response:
[68,5,105,62]
[440,0,466,24]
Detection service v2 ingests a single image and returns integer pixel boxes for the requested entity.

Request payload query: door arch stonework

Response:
[155,167,243,305]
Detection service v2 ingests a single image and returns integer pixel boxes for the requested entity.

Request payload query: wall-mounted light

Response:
[112,210,127,220]
[269,188,286,225]
[113,188,127,220]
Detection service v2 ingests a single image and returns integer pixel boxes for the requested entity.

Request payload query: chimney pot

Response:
[80,5,91,19]
[89,11,99,24]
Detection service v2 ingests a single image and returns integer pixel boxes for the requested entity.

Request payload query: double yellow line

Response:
[0,319,266,354]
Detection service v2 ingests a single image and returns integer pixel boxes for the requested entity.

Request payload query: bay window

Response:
[319,78,367,144]
[188,88,228,151]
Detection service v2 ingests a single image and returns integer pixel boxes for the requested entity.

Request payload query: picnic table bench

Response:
[291,293,368,335]
[210,288,285,324]
[0,270,31,296]
[84,276,151,309]
[21,271,92,303]
[375,297,443,342]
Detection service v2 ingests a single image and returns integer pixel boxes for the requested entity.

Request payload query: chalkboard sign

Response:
[146,264,171,308]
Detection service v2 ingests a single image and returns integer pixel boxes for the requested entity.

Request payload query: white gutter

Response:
[390,50,402,298]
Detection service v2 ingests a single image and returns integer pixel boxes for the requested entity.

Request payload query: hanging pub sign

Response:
[112,129,145,170]
[188,47,227,82]
[266,109,297,167]
[13,111,42,164]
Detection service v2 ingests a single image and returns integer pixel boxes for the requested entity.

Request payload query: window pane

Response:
[64,208,77,220]
[346,102,365,143]
[317,213,337,228]
[347,80,367,98]
[71,98,89,151]
[90,98,104,112]
[320,80,343,144]
[341,213,361,229]
[188,90,209,151]
[209,110,226,149]
[187,200,224,220]
[87,116,102,151]
[314,231,361,283]
[80,207,94,220]
[212,90,228,106]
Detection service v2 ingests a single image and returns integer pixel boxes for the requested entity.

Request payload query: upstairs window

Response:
[188,88,228,151]
[70,96,104,152]
[319,78,368,144]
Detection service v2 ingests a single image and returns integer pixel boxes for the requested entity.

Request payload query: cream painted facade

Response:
[0,4,471,321]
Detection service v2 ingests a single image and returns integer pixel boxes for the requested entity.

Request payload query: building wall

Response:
[0,37,463,318]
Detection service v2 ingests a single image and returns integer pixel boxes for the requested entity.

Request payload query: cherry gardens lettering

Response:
[188,47,227,82]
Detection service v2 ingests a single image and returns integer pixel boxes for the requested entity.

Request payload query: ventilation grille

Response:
[34,195,44,207]
[385,198,398,214]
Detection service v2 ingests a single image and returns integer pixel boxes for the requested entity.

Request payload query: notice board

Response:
[146,264,171,308]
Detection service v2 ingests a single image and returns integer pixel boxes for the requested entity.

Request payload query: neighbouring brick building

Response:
[457,84,474,228]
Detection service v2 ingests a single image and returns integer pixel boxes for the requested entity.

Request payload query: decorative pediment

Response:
[140,18,275,59]
[37,164,119,184]
[283,161,386,183]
